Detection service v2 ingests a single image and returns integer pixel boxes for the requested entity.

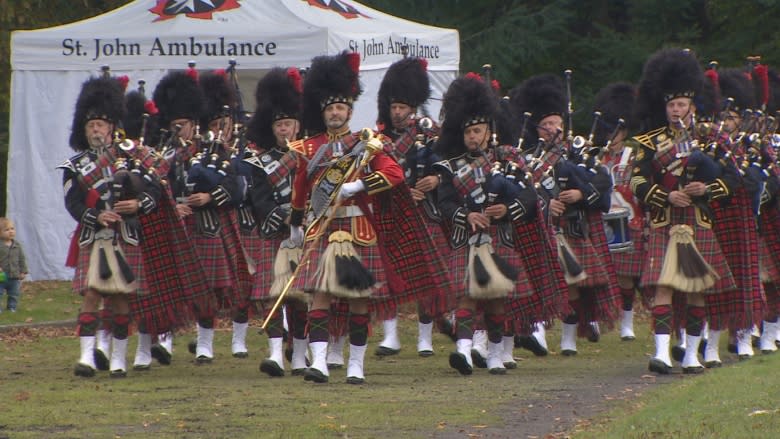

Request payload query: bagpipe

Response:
[404,116,445,221]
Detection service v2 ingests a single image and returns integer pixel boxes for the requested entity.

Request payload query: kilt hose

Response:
[710,187,765,331]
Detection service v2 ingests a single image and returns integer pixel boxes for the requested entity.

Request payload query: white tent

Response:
[9,0,459,280]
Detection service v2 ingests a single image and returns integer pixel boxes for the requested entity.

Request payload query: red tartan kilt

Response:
[759,237,780,283]
[610,226,646,278]
[72,241,145,295]
[419,208,455,311]
[559,233,611,288]
[448,225,534,302]
[184,215,233,289]
[640,207,736,294]
[250,233,286,301]
[294,217,389,299]
[239,229,263,260]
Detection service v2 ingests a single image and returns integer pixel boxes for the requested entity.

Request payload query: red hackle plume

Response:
[144,100,159,115]
[754,64,770,107]
[186,66,199,82]
[287,67,303,93]
[117,75,130,91]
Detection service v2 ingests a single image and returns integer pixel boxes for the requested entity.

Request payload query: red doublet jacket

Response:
[289,129,404,240]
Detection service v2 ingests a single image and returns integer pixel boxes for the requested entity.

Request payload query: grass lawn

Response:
[2,281,780,438]
[0,280,77,325]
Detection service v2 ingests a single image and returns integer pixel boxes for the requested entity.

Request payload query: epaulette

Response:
[243,154,264,170]
[431,158,454,175]
[630,127,667,151]
[56,150,89,172]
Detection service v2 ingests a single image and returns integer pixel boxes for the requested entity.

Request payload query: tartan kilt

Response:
[557,216,612,288]
[72,240,145,296]
[249,232,286,301]
[610,225,647,278]
[184,214,234,289]
[293,216,389,299]
[580,210,621,329]
[709,188,764,330]
[508,209,568,332]
[448,225,534,303]
[239,228,264,263]
[640,206,736,294]
[759,237,780,284]
[419,206,456,314]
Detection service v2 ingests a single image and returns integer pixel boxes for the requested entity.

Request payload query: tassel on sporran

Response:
[658,224,719,293]
[87,232,137,294]
[269,240,304,300]
[467,234,515,299]
[314,231,375,299]
[555,232,587,285]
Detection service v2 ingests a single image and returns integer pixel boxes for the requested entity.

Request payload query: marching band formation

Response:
[60,47,780,382]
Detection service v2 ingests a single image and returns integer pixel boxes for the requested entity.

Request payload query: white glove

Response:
[289,226,304,248]
[339,180,366,199]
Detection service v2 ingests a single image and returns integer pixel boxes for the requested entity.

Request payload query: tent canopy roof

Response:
[11,0,459,71]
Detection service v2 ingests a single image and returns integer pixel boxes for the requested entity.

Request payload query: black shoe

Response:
[503,361,518,369]
[621,335,636,341]
[418,350,434,358]
[561,349,577,357]
[151,344,172,365]
[519,335,549,357]
[94,349,110,371]
[438,318,457,343]
[74,363,96,378]
[375,345,401,357]
[195,355,213,364]
[704,360,722,368]
[488,367,507,375]
[470,349,488,368]
[291,368,306,376]
[327,363,343,370]
[671,345,686,363]
[761,349,777,355]
[232,352,249,359]
[587,323,600,343]
[648,358,672,375]
[188,340,197,355]
[682,366,705,374]
[449,352,473,375]
[738,354,753,361]
[133,364,151,371]
[259,359,285,377]
[304,368,328,383]
[110,369,128,378]
[346,376,365,385]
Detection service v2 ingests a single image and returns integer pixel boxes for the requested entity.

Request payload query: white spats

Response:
[501,336,516,368]
[291,337,310,371]
[347,343,367,383]
[560,323,578,355]
[704,329,722,366]
[78,336,97,370]
[759,321,778,353]
[309,341,330,377]
[378,317,401,350]
[653,333,672,367]
[133,333,153,368]
[326,335,346,368]
[456,338,474,369]
[620,310,636,340]
[231,321,249,357]
[196,325,215,361]
[417,322,434,355]
[736,329,755,358]
[486,341,506,374]
[110,337,128,376]
[681,334,703,369]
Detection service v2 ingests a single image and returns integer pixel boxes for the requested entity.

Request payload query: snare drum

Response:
[603,207,633,253]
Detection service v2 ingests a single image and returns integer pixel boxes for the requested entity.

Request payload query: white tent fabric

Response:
[9,0,459,280]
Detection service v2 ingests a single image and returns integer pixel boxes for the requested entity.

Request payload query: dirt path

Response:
[430,353,675,438]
